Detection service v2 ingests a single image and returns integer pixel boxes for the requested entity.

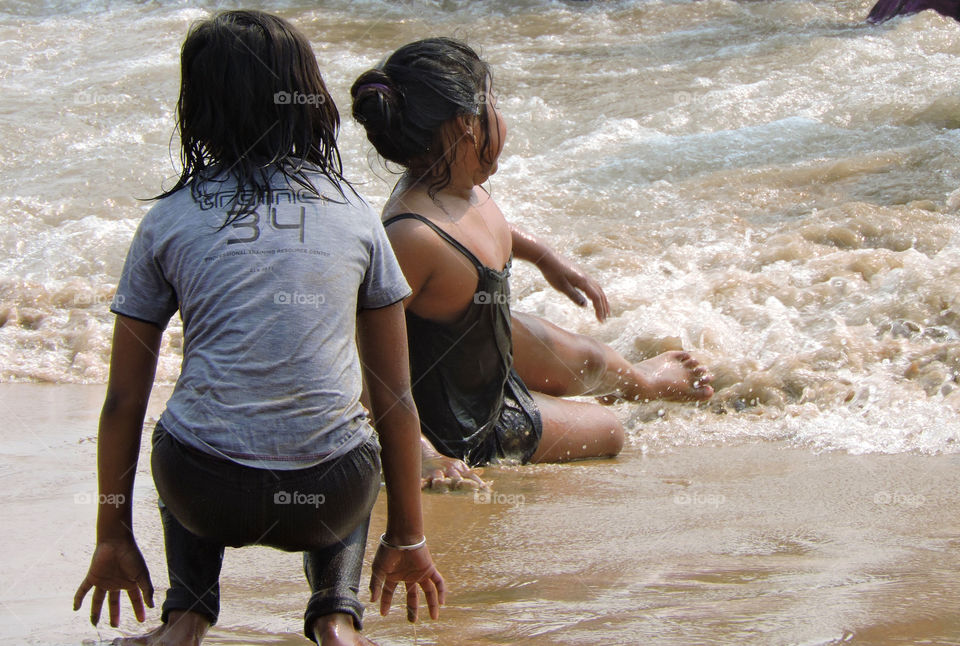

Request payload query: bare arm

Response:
[74,315,161,626]
[510,224,610,322]
[358,302,445,621]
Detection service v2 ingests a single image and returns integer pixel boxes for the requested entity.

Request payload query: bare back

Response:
[383,183,513,325]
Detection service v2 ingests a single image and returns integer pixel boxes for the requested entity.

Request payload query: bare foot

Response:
[603,351,713,403]
[312,612,378,646]
[636,351,713,401]
[114,610,210,646]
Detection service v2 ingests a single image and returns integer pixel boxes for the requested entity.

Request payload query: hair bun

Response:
[350,38,490,185]
[351,68,426,165]
[350,69,402,135]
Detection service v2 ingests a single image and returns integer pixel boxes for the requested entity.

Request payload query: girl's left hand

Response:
[370,542,445,622]
[74,537,155,627]
[538,254,610,322]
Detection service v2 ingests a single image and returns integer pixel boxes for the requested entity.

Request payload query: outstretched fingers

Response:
[565,274,609,323]
[421,454,490,492]
[403,569,445,622]
[137,570,155,610]
[109,589,121,627]
[405,581,419,622]
[371,565,406,619]
[74,539,156,627]
[379,580,399,617]
[421,569,445,620]
[127,587,146,623]
[89,586,106,625]
[369,546,445,621]
[370,570,398,616]
[73,578,93,612]
[583,278,610,323]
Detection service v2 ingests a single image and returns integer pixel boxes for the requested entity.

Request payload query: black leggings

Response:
[150,423,381,642]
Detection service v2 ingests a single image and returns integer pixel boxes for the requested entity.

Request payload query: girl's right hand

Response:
[421,453,490,491]
[369,541,445,622]
[74,537,155,627]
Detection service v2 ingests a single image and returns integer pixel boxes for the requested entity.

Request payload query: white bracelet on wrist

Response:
[379,533,426,551]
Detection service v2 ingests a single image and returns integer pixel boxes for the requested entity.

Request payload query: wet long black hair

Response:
[157,10,349,223]
[350,38,498,197]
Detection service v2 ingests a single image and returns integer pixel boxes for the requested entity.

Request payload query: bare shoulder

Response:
[382,188,444,253]
[381,197,447,296]
[382,212,441,257]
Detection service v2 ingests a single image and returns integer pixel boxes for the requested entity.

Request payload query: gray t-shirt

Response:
[112,171,410,469]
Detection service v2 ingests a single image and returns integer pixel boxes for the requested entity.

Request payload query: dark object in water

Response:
[867,0,960,23]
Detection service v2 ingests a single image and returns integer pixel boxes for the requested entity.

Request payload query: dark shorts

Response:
[465,369,543,467]
[151,422,381,641]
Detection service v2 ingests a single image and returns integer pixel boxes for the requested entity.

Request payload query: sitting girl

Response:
[350,38,713,483]
[73,12,443,646]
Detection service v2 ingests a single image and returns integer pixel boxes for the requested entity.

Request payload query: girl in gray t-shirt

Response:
[73,11,444,645]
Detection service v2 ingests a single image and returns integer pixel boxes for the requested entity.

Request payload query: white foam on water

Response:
[2,0,960,453]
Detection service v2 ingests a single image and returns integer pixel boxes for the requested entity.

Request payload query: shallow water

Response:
[3,0,960,455]
[2,0,960,644]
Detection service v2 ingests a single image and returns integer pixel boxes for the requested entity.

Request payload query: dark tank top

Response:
[383,212,514,459]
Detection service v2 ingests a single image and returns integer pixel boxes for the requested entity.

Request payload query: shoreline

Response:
[1,384,958,645]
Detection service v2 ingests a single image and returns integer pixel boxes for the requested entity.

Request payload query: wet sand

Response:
[1,383,958,645]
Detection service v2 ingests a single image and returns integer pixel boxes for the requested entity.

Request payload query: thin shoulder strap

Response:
[383,212,485,270]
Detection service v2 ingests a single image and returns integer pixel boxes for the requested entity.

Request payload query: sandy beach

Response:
[3,1,960,643]
[2,383,957,645]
